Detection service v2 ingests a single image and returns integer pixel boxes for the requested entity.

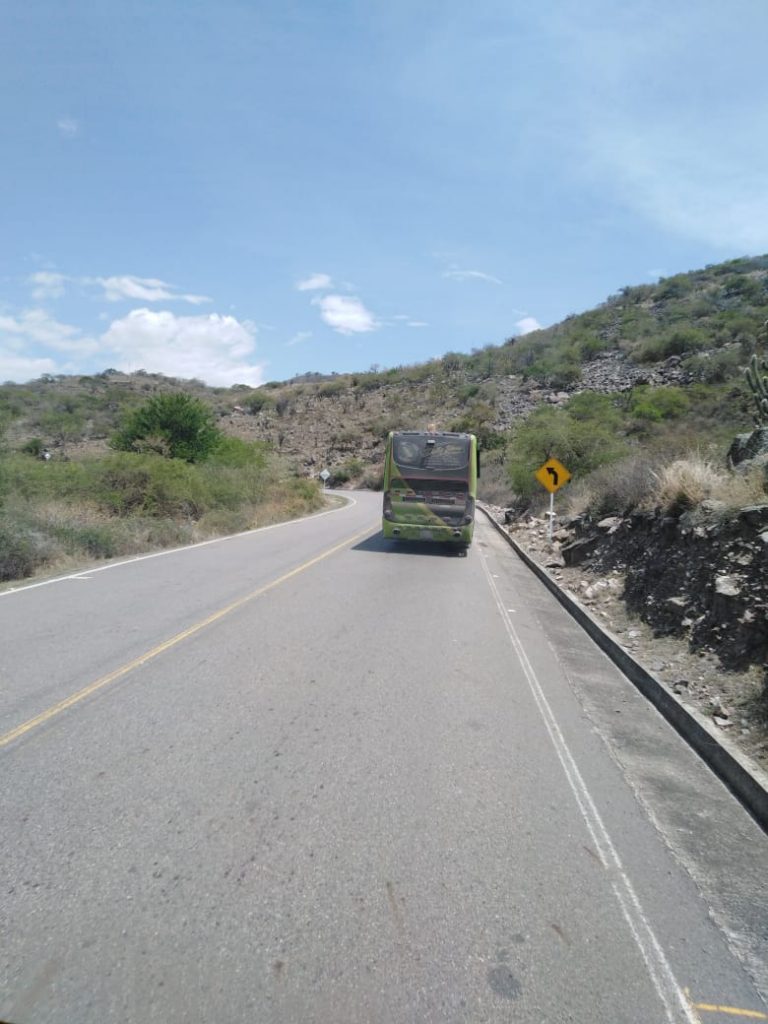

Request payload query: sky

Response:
[2,0,768,388]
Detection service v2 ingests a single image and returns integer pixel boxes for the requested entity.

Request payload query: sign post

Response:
[534,457,572,541]
[319,468,331,489]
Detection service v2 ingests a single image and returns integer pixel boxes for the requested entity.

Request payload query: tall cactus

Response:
[745,352,768,426]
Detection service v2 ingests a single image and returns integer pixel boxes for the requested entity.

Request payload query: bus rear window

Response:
[392,436,469,471]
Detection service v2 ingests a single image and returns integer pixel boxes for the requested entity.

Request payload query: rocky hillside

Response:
[3,254,768,490]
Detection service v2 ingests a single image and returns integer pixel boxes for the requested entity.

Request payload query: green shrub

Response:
[50,522,119,559]
[506,404,627,502]
[629,386,690,422]
[209,436,268,469]
[111,393,221,462]
[243,391,275,414]
[683,349,743,384]
[21,437,45,457]
[458,384,480,405]
[93,454,211,518]
[318,380,346,399]
[636,327,707,363]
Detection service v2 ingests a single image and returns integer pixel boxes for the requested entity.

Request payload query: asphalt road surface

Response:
[2,491,767,1024]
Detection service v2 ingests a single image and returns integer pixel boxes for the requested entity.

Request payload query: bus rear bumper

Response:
[382,520,473,545]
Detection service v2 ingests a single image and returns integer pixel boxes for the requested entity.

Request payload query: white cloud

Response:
[29,271,68,300]
[0,309,98,353]
[286,330,312,347]
[0,353,58,382]
[296,273,333,292]
[515,316,542,335]
[93,276,211,305]
[443,269,502,285]
[57,117,79,138]
[100,309,263,386]
[311,294,379,335]
[392,314,428,327]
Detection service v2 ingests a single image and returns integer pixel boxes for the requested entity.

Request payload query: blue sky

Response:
[2,0,768,387]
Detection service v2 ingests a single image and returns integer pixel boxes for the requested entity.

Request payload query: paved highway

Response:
[1,491,767,1023]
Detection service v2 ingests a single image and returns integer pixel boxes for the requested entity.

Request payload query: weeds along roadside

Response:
[0,449,324,585]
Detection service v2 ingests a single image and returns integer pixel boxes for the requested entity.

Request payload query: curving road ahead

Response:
[1,491,767,1024]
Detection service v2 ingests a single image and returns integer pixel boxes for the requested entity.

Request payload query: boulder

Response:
[727,427,768,467]
[561,536,600,566]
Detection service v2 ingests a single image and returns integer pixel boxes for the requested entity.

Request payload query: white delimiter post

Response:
[547,490,555,541]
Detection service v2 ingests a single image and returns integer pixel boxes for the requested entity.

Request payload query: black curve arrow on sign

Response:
[547,467,559,486]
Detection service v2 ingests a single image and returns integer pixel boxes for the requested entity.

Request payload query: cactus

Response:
[745,352,768,426]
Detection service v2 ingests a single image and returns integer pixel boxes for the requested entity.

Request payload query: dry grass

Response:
[650,455,766,513]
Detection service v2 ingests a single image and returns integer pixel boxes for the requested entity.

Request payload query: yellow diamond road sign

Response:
[535,457,571,493]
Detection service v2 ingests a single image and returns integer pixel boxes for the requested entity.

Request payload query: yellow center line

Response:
[0,525,375,750]
[692,1006,768,1020]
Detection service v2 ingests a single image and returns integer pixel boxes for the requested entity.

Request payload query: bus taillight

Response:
[382,491,394,520]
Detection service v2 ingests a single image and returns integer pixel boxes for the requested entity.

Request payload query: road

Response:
[1,491,767,1024]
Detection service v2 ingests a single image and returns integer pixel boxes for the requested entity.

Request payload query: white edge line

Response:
[0,495,357,598]
[478,546,698,1024]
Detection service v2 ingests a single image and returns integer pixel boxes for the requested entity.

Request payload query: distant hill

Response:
[2,254,767,503]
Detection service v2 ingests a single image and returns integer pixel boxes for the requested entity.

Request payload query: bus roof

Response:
[390,430,473,439]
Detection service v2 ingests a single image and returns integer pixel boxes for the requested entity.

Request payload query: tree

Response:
[111,393,221,462]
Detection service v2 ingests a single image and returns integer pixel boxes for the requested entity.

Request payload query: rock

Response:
[713,715,733,728]
[714,575,741,598]
[727,428,768,468]
[561,536,600,566]
[597,516,623,532]
[544,554,565,568]
[738,504,768,530]
[628,629,641,639]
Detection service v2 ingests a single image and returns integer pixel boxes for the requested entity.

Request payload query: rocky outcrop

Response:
[728,427,768,469]
[585,504,768,671]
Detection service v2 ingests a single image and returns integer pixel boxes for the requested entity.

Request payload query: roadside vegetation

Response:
[2,254,768,582]
[0,393,322,584]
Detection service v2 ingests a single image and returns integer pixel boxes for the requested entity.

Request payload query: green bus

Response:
[382,431,480,548]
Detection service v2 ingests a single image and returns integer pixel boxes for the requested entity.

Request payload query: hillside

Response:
[3,254,767,500]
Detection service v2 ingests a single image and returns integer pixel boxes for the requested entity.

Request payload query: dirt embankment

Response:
[489,504,768,769]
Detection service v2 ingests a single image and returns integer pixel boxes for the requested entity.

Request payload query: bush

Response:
[209,436,268,469]
[243,391,275,414]
[569,456,658,518]
[629,386,690,422]
[50,521,119,559]
[506,404,627,502]
[683,349,743,384]
[636,328,707,363]
[0,519,54,581]
[111,393,221,462]
[318,380,346,399]
[21,437,45,457]
[93,454,211,518]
